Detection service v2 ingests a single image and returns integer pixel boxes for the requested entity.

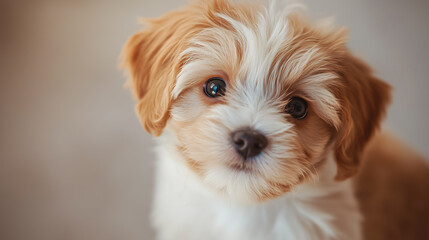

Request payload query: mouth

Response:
[227,155,262,173]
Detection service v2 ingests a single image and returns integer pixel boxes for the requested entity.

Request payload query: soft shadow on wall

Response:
[0,0,428,240]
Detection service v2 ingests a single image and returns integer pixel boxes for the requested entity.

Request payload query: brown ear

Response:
[120,5,206,136]
[334,54,391,180]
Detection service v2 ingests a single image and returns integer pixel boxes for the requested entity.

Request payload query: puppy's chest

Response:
[153,158,361,240]
[197,199,328,240]
[155,187,351,240]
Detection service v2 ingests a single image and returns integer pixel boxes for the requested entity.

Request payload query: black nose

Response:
[231,129,268,159]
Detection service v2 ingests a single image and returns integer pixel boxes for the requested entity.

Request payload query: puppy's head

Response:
[121,0,390,203]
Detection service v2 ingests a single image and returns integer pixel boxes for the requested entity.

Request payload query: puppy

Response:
[121,0,429,239]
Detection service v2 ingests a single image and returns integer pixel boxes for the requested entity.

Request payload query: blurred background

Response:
[0,0,428,239]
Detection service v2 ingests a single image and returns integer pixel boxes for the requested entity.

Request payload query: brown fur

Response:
[271,11,392,180]
[356,131,429,239]
[121,3,208,136]
[334,55,391,180]
[293,104,333,161]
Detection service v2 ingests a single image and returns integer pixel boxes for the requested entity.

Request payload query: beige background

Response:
[1,0,428,239]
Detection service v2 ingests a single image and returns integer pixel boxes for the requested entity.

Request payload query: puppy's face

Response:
[122,0,390,203]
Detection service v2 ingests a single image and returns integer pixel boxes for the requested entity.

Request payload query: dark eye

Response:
[203,77,226,98]
[285,97,308,119]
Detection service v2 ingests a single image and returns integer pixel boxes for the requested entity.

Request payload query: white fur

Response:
[151,132,362,240]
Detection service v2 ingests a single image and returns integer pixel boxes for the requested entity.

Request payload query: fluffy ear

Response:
[334,54,391,180]
[120,5,205,136]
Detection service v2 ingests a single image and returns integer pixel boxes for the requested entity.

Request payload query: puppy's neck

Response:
[153,131,362,240]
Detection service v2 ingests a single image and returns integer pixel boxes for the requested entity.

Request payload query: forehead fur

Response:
[173,1,348,128]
